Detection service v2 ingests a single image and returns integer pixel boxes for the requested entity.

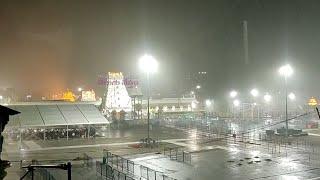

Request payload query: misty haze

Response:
[0,0,320,180]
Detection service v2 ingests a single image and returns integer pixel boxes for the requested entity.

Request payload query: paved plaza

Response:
[2,124,320,179]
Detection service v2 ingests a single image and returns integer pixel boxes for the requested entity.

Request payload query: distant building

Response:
[48,90,77,102]
[0,88,18,105]
[182,71,208,99]
[81,90,96,101]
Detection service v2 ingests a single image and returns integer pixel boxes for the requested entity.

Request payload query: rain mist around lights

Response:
[264,94,272,102]
[233,99,240,107]
[288,92,296,100]
[230,90,238,98]
[205,99,212,106]
[139,54,158,73]
[279,64,293,77]
[250,88,259,97]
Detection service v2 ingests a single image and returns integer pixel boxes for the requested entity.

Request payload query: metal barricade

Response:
[140,165,148,179]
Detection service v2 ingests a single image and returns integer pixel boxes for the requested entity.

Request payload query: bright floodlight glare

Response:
[196,85,201,89]
[250,88,259,97]
[0,95,2,100]
[230,90,238,98]
[279,64,293,77]
[78,87,82,92]
[139,54,158,73]
[264,94,272,102]
[288,92,296,100]
[233,99,240,107]
[205,99,212,106]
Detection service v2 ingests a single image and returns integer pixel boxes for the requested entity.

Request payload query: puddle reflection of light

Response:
[189,130,197,139]
[281,175,298,180]
[280,158,297,169]
[230,123,239,133]
[228,147,239,152]
[189,144,200,151]
[250,150,260,157]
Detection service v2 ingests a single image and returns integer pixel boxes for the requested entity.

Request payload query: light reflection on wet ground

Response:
[4,124,320,180]
[128,145,320,180]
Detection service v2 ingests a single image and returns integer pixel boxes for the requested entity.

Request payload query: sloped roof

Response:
[7,104,108,128]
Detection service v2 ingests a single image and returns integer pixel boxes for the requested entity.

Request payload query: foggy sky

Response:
[1,0,320,100]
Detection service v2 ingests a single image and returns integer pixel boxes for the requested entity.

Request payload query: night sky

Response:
[1,0,320,100]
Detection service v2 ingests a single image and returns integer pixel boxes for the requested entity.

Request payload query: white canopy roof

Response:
[7,104,108,128]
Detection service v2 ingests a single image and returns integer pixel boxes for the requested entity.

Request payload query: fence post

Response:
[183,151,185,162]
[147,167,149,180]
[67,162,72,180]
[116,155,119,169]
[176,149,179,160]
[106,164,108,179]
[127,160,129,172]
[100,162,103,177]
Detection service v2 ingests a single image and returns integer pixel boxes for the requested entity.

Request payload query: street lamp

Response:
[264,94,271,103]
[205,99,212,107]
[233,99,240,107]
[77,87,82,92]
[250,88,259,121]
[250,88,259,97]
[279,64,293,77]
[191,101,197,109]
[263,93,272,120]
[279,64,293,137]
[196,85,201,89]
[288,92,296,101]
[232,99,240,119]
[139,54,158,144]
[190,91,194,95]
[139,54,158,74]
[230,90,238,98]
[205,99,213,119]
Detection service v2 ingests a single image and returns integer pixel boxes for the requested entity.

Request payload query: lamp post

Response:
[250,88,259,121]
[233,99,240,119]
[139,54,158,145]
[229,90,238,119]
[279,64,293,137]
[205,99,213,119]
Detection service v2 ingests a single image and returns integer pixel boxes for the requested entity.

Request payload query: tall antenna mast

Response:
[243,20,249,64]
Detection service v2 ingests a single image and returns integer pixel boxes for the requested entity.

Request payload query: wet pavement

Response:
[2,124,320,179]
[125,141,320,180]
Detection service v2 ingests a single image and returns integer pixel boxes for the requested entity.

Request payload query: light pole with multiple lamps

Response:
[229,90,238,119]
[250,88,259,121]
[139,54,158,145]
[279,64,293,137]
